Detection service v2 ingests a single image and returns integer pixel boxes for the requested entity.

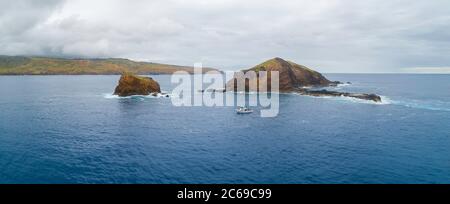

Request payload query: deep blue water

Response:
[0,74,449,184]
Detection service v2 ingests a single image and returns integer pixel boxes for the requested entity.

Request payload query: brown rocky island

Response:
[114,73,161,97]
[226,57,382,102]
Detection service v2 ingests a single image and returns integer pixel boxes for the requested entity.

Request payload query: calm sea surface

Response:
[0,74,449,183]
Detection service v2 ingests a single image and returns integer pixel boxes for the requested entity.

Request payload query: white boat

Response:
[236,106,253,114]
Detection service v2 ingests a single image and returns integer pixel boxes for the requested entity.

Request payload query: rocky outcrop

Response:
[296,88,382,102]
[113,73,161,97]
[225,57,382,102]
[226,57,339,92]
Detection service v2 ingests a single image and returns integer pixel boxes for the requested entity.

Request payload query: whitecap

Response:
[326,94,450,111]
[328,95,392,105]
[103,93,123,99]
[336,83,351,87]
[389,99,450,112]
[103,91,172,99]
[289,92,391,105]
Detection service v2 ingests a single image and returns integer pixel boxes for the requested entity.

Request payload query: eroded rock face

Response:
[297,89,382,103]
[224,57,382,103]
[226,57,338,92]
[113,73,161,97]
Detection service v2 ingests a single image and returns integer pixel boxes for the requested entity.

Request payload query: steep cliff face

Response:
[226,57,335,92]
[113,73,161,97]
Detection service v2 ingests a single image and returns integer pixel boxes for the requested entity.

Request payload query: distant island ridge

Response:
[0,55,217,75]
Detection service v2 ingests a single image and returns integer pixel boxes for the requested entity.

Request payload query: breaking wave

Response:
[329,95,392,105]
[293,92,391,105]
[389,99,450,112]
[104,90,450,112]
[296,93,450,111]
[103,92,172,99]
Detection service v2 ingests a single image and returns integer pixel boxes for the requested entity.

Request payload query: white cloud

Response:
[1,0,450,72]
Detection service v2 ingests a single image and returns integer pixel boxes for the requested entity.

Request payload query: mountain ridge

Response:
[0,55,218,75]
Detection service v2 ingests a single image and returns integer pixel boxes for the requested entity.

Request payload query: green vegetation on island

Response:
[0,55,217,75]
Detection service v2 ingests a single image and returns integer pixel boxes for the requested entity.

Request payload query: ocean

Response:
[0,74,449,183]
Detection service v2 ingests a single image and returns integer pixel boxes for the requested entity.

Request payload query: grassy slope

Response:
[0,56,217,75]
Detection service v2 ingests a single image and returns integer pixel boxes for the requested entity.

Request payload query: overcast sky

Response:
[1,0,450,73]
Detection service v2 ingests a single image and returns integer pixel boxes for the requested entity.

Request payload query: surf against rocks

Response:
[170,63,280,118]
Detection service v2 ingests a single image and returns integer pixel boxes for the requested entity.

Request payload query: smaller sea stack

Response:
[114,73,161,97]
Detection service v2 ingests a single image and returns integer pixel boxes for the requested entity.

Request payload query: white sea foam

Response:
[298,93,450,111]
[103,93,122,99]
[315,94,390,105]
[336,83,351,88]
[289,92,390,105]
[103,91,172,99]
[389,99,450,112]
[104,90,450,112]
[332,83,351,90]
[330,95,392,105]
